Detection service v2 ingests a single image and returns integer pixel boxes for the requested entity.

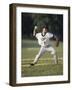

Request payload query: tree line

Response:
[22,13,63,41]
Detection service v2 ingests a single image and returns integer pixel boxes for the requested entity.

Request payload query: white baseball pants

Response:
[33,45,57,64]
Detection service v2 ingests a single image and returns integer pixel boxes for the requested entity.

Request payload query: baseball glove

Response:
[56,38,59,47]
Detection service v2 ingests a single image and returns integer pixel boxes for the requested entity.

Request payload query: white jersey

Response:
[36,32,53,46]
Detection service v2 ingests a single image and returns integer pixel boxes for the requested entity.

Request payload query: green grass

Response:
[21,39,63,77]
[22,64,63,77]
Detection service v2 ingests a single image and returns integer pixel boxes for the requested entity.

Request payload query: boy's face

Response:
[42,28,47,36]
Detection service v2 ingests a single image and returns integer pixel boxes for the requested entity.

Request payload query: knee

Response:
[51,49,56,55]
[36,54,40,58]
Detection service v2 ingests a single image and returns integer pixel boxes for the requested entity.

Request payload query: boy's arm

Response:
[33,26,38,36]
[54,35,59,47]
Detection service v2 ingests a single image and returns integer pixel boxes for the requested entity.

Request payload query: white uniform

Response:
[36,32,53,46]
[33,32,57,64]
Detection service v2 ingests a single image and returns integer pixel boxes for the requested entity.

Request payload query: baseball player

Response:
[30,25,59,66]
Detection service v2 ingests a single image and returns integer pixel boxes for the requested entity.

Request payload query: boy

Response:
[31,25,59,65]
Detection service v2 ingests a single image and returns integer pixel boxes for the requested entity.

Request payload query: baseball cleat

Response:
[30,63,35,66]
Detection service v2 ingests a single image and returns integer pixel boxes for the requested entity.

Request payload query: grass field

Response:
[21,39,63,77]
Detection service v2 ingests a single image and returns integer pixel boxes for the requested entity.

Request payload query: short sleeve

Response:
[47,32,53,38]
[36,33,41,39]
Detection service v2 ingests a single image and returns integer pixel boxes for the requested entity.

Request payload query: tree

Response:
[22,13,63,40]
[32,14,63,40]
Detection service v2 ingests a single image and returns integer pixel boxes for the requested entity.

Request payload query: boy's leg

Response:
[52,53,58,64]
[46,46,58,64]
[31,46,45,65]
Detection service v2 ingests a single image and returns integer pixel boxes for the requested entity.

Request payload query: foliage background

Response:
[22,13,63,40]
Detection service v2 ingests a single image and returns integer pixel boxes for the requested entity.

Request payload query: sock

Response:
[33,54,40,64]
[53,54,58,64]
